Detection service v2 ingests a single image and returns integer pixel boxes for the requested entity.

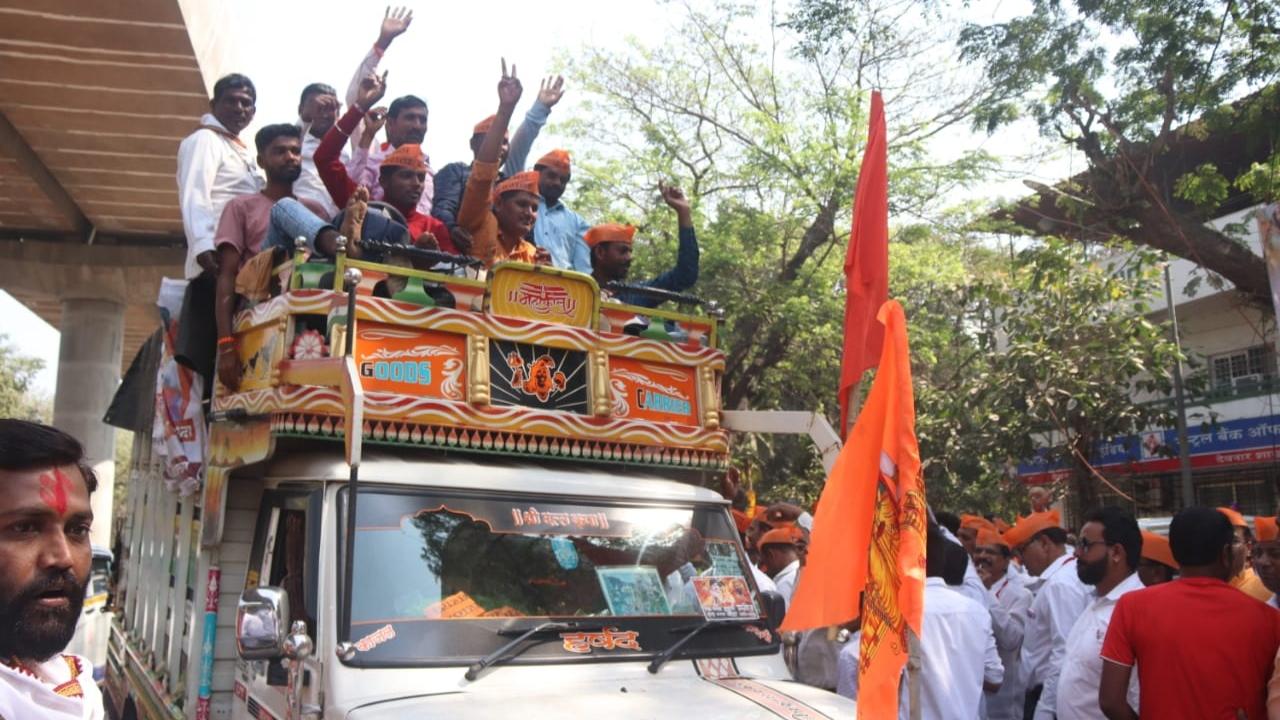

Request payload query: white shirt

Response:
[1056,572,1143,720]
[0,653,104,719]
[1022,553,1092,719]
[772,559,800,609]
[296,125,343,218]
[985,572,1034,720]
[176,113,264,278]
[838,580,1004,720]
[750,563,778,595]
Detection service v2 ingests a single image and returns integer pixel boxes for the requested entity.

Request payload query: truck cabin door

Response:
[236,489,320,720]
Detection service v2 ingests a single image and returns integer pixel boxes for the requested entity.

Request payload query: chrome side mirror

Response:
[237,586,290,660]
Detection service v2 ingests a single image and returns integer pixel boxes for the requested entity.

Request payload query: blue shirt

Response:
[533,199,592,273]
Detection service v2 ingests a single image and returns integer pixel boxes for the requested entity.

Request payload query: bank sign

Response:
[1019,413,1280,484]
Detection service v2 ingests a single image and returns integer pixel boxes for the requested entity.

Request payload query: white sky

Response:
[6,0,1071,397]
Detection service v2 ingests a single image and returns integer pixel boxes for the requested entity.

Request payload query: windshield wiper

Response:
[464,621,604,681]
[647,620,756,674]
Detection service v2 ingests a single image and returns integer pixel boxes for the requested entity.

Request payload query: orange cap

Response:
[492,170,541,202]
[535,149,571,175]
[1002,510,1062,548]
[759,526,804,548]
[472,114,510,139]
[731,509,751,534]
[1256,516,1279,543]
[584,223,636,248]
[1140,531,1179,569]
[1217,507,1248,529]
[961,514,997,534]
[380,143,427,172]
[976,527,1009,549]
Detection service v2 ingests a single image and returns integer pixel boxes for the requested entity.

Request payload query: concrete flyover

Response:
[0,0,240,545]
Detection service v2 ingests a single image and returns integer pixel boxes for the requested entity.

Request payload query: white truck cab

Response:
[227,450,849,719]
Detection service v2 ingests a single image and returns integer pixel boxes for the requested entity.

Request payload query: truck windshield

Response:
[343,488,777,666]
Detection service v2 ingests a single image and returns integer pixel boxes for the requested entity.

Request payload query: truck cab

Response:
[231,450,847,718]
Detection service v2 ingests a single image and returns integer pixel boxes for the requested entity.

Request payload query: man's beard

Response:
[274,166,302,184]
[0,570,86,661]
[1077,556,1107,586]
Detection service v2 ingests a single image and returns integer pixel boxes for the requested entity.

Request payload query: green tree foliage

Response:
[561,1,1188,516]
[959,0,1280,304]
[559,0,996,502]
[0,333,49,421]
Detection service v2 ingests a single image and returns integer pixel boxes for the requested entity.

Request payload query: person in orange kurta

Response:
[458,61,551,270]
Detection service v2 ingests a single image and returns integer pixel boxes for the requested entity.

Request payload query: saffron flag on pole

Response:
[781,300,925,720]
[838,90,889,436]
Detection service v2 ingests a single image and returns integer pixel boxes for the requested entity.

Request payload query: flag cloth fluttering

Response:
[837,90,889,436]
[781,300,926,719]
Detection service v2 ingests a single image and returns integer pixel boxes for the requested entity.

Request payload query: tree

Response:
[0,333,49,421]
[559,0,998,501]
[960,0,1280,305]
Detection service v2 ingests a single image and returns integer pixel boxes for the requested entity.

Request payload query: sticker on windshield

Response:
[560,627,643,654]
[596,566,672,616]
[424,591,486,619]
[692,576,759,621]
[354,623,396,652]
[706,542,743,577]
[551,536,580,570]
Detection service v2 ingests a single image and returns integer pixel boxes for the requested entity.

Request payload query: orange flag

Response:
[781,300,925,719]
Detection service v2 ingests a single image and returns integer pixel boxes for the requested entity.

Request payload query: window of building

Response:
[1210,345,1276,392]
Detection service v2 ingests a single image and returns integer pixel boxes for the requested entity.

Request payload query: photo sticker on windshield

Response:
[354,623,396,652]
[692,577,759,621]
[560,627,643,654]
[596,566,671,616]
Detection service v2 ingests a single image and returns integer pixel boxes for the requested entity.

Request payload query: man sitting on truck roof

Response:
[212,123,343,391]
[315,71,454,255]
[586,182,700,309]
[432,74,565,253]
[0,420,104,720]
[531,149,592,273]
[460,61,553,270]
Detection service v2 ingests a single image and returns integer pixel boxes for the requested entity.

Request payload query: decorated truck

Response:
[105,244,852,719]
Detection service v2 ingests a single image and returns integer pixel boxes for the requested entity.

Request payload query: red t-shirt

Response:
[1100,576,1280,719]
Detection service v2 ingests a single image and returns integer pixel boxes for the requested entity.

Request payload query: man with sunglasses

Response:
[1056,507,1144,719]
[1005,510,1090,720]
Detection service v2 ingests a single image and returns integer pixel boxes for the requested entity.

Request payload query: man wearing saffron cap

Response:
[1137,530,1178,586]
[433,76,566,249]
[957,513,997,556]
[974,527,1032,720]
[1252,515,1280,608]
[758,525,803,608]
[531,149,592,272]
[1218,506,1274,603]
[586,182,699,309]
[314,72,453,255]
[1004,509,1090,720]
[459,62,553,270]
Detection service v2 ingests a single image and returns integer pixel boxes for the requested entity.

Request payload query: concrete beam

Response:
[0,111,90,238]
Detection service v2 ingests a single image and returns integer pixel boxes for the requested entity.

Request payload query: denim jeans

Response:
[265,198,336,255]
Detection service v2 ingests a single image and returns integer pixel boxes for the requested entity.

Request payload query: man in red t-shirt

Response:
[1099,506,1280,720]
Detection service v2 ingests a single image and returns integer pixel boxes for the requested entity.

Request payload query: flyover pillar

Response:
[52,298,124,548]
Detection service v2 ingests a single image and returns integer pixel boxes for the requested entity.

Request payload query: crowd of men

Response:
[173,7,700,393]
[732,476,1280,720]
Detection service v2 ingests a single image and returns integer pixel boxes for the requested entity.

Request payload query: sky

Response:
[4,0,1071,398]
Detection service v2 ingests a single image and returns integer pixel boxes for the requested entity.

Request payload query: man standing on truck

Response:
[586,182,700,309]
[530,149,592,272]
[0,420,104,720]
